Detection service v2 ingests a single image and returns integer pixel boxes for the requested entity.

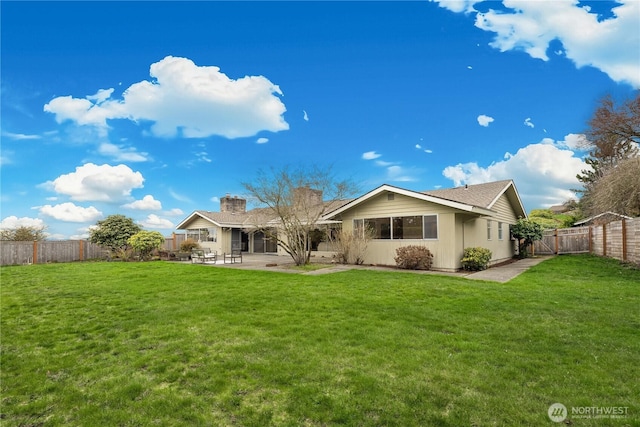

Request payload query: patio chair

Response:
[224,250,242,264]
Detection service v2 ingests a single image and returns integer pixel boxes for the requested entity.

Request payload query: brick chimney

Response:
[220,194,246,213]
[293,186,323,206]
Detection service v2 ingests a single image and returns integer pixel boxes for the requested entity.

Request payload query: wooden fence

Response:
[163,232,188,251]
[0,240,108,266]
[533,217,640,265]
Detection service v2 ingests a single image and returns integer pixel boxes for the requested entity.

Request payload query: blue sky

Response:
[1,1,638,239]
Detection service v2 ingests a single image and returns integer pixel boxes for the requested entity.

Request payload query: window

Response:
[366,217,391,239]
[498,222,503,240]
[355,215,438,240]
[393,216,422,239]
[423,215,438,239]
[487,220,492,240]
[187,227,217,242]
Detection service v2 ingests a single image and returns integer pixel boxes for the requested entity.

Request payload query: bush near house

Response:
[461,247,492,271]
[180,239,200,252]
[394,245,433,270]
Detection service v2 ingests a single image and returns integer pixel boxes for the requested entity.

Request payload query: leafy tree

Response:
[0,225,47,241]
[89,215,141,254]
[510,218,543,259]
[128,231,165,261]
[528,208,580,229]
[243,165,357,266]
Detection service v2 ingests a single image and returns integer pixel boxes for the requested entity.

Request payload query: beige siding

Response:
[464,217,515,265]
[184,217,217,229]
[338,193,463,270]
[342,192,461,218]
[491,194,519,223]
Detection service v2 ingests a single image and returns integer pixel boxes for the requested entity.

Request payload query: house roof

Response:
[324,180,526,219]
[175,210,249,229]
[423,180,526,217]
[176,199,352,230]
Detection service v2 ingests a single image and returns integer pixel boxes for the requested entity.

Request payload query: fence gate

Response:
[533,228,590,255]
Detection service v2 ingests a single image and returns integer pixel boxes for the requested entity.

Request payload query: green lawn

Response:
[1,255,638,426]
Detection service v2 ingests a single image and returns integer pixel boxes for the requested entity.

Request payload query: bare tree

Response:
[243,166,356,265]
[589,157,640,217]
[326,225,373,265]
[577,93,640,215]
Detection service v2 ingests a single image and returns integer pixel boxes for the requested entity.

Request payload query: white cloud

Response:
[1,131,41,140]
[524,117,535,128]
[432,0,640,88]
[138,214,174,229]
[39,203,103,222]
[44,56,290,138]
[558,133,588,150]
[164,208,184,216]
[477,114,495,127]
[256,137,269,144]
[442,139,586,208]
[122,195,162,210]
[415,144,432,154]
[0,216,46,229]
[169,189,192,203]
[362,151,382,160]
[86,88,114,103]
[98,142,149,162]
[45,163,144,202]
[430,0,477,13]
[386,165,417,182]
[303,110,309,121]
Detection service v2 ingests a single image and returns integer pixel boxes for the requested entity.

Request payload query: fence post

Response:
[588,226,593,254]
[554,229,559,254]
[172,232,177,250]
[602,224,607,257]
[621,219,627,261]
[79,240,84,261]
[32,241,38,264]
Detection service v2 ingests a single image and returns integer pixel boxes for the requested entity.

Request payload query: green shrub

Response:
[180,239,200,252]
[394,245,433,270]
[461,247,492,271]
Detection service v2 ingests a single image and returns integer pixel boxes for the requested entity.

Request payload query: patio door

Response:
[231,229,242,251]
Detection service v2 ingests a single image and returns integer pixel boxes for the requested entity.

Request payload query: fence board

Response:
[532,217,640,265]
[0,240,108,266]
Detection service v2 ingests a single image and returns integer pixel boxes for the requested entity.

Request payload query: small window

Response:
[498,222,503,240]
[423,215,438,239]
[487,220,492,240]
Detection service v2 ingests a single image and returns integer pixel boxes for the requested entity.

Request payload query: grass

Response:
[1,254,638,426]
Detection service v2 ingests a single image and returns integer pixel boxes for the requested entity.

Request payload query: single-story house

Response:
[175,193,345,257]
[322,179,526,271]
[175,179,526,271]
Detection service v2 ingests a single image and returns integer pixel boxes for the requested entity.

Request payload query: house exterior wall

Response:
[462,193,519,265]
[337,192,463,270]
[179,217,226,255]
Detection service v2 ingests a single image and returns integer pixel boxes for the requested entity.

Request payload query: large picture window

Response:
[355,215,438,240]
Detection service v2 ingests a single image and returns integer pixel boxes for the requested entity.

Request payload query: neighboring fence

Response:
[533,217,640,265]
[163,232,188,251]
[0,240,108,266]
